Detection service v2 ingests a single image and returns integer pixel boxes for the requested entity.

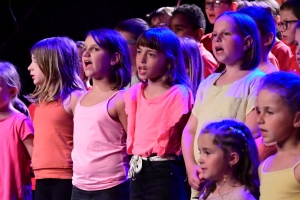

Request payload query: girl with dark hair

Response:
[197,119,259,200]
[71,29,131,200]
[123,28,194,200]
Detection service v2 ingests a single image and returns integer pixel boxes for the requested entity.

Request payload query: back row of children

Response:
[1,0,300,200]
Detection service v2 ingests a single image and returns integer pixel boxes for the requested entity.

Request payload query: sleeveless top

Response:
[260,157,300,200]
[72,91,129,191]
[32,100,73,179]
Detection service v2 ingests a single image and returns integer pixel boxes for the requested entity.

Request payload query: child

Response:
[256,72,300,199]
[182,11,265,199]
[279,0,300,74]
[238,5,279,73]
[71,29,131,200]
[295,21,300,68]
[201,0,240,53]
[180,37,204,96]
[123,28,194,200]
[115,18,149,87]
[0,61,34,200]
[197,120,259,200]
[27,37,85,200]
[76,41,92,90]
[256,0,294,72]
[169,4,218,78]
[146,6,175,28]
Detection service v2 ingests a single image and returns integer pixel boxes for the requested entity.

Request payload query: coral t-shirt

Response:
[0,113,34,200]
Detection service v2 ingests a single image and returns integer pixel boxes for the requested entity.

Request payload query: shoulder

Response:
[232,186,256,200]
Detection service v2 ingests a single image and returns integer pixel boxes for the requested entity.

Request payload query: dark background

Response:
[0,0,208,104]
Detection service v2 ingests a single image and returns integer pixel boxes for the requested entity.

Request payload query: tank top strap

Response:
[107,90,121,102]
[261,156,272,173]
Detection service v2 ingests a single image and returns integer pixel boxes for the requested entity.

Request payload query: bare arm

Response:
[22,134,34,158]
[182,113,203,190]
[115,93,127,133]
[63,90,85,116]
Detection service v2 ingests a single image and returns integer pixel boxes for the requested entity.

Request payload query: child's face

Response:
[170,14,198,40]
[118,31,137,70]
[197,133,227,182]
[205,0,233,24]
[28,54,45,86]
[279,9,298,45]
[295,28,300,68]
[82,35,114,79]
[256,89,296,144]
[212,16,247,66]
[136,46,168,81]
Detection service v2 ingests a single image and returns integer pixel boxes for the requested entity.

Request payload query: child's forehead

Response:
[280,8,297,19]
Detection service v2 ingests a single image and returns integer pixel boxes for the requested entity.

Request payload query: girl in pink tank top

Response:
[123,28,194,200]
[256,72,300,200]
[27,37,85,200]
[71,29,131,200]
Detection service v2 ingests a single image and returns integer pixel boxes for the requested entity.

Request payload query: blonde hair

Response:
[27,37,85,103]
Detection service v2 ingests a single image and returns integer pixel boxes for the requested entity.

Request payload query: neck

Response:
[260,49,269,65]
[214,173,241,195]
[0,103,18,120]
[277,129,300,153]
[92,77,115,92]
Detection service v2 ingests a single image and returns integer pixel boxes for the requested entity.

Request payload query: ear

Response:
[294,111,300,128]
[263,32,275,47]
[10,86,18,98]
[229,152,239,166]
[231,2,238,11]
[275,15,280,25]
[196,28,204,41]
[243,35,253,51]
[110,52,121,66]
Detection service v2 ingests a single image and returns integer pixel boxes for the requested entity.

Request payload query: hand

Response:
[187,164,204,190]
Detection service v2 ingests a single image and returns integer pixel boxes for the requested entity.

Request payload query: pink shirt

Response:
[0,113,34,200]
[123,83,194,157]
[72,91,129,191]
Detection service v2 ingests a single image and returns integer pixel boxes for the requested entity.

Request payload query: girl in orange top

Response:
[123,28,194,200]
[27,37,85,200]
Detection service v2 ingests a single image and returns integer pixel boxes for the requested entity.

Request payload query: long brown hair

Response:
[27,37,85,103]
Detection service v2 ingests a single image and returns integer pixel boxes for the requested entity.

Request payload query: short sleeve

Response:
[18,117,34,140]
[246,71,265,116]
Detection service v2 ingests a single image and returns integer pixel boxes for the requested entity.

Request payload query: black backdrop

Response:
[0,0,208,104]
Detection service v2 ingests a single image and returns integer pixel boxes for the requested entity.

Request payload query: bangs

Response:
[136,31,163,52]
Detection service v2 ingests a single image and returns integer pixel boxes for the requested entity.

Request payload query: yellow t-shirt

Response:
[191,69,265,198]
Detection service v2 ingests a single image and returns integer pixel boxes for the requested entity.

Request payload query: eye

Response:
[212,32,217,38]
[176,28,184,32]
[91,47,99,51]
[205,151,210,155]
[295,42,299,47]
[137,49,141,54]
[148,52,155,57]
[223,32,231,36]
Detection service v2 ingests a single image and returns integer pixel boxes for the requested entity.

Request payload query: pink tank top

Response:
[72,91,129,191]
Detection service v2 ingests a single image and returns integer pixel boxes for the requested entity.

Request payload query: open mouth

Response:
[215,47,224,53]
[138,66,147,75]
[84,60,92,68]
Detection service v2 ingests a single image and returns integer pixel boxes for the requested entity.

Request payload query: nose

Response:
[28,64,32,71]
[198,155,204,165]
[82,49,90,57]
[137,52,146,64]
[257,112,264,124]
